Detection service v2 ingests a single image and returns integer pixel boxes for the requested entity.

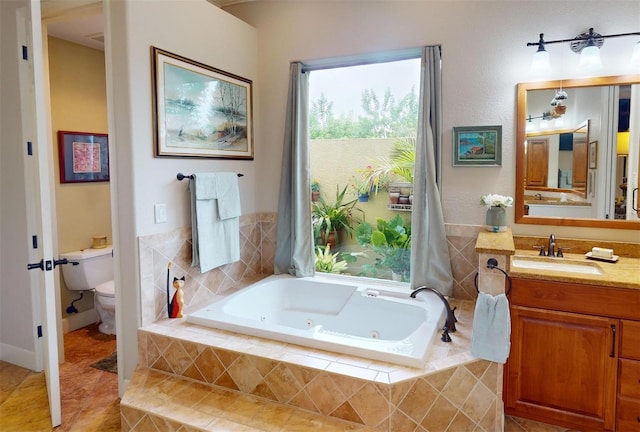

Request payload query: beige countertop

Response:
[475,229,515,255]
[476,231,640,289]
[508,249,640,290]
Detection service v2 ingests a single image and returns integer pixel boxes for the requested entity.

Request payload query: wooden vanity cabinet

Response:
[504,278,640,432]
[617,320,640,432]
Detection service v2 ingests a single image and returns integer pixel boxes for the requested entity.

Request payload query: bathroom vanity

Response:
[505,251,640,431]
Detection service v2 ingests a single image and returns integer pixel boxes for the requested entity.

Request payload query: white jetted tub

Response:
[187,274,446,368]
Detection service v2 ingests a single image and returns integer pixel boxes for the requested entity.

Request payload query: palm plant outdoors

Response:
[361,137,416,187]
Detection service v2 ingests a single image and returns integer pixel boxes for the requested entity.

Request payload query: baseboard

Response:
[0,342,38,371]
[121,377,130,397]
[62,308,99,333]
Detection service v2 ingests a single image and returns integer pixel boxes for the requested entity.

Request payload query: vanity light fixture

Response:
[527,28,640,72]
[573,28,603,70]
[632,41,640,68]
[531,34,551,74]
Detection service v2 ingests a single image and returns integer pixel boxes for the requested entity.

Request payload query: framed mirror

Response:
[516,75,640,229]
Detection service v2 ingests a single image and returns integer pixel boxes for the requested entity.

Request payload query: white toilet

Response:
[59,246,116,335]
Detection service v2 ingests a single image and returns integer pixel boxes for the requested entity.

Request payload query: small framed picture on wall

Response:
[453,125,502,166]
[57,131,109,183]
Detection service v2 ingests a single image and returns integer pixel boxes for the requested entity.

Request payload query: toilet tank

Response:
[59,246,114,291]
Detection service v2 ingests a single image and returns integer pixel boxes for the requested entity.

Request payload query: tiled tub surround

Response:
[126,299,503,432]
[139,221,483,326]
[138,213,277,326]
[130,221,499,430]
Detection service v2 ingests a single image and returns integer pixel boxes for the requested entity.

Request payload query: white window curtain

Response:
[410,46,453,295]
[274,63,314,276]
[275,48,453,294]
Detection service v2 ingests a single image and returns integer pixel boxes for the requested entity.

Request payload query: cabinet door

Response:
[572,138,588,190]
[526,139,549,187]
[505,306,618,431]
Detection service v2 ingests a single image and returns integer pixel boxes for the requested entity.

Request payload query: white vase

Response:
[486,206,507,232]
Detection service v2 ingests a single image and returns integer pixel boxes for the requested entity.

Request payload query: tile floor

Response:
[1,324,575,432]
[0,323,120,432]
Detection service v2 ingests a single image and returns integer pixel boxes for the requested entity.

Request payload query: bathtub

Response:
[187,274,446,368]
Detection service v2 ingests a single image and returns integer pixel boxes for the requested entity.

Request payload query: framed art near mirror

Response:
[516,74,640,229]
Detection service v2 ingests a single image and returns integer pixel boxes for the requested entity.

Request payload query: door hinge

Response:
[37,326,42,338]
[22,45,28,60]
[32,235,38,249]
[27,141,33,155]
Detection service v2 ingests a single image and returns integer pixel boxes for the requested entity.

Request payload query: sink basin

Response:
[511,256,603,275]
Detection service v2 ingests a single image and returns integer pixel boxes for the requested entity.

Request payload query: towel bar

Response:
[177,172,244,181]
[474,259,512,297]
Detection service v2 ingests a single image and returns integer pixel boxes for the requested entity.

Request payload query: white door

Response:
[18,1,62,426]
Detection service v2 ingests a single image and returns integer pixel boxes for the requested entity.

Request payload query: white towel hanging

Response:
[190,173,241,273]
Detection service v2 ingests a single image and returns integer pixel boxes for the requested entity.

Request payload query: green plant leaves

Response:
[314,244,349,274]
[312,184,364,245]
[352,215,411,279]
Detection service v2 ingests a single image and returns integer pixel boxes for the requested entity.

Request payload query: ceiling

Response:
[41,0,255,51]
[42,1,105,50]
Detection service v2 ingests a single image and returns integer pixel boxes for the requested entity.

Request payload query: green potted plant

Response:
[350,173,373,202]
[354,215,411,282]
[311,179,320,202]
[314,244,349,274]
[312,185,363,247]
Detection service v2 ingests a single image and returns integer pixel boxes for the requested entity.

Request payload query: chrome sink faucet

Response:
[547,234,556,257]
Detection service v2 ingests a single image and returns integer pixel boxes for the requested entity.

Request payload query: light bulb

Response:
[631,41,640,69]
[531,49,551,74]
[526,121,534,132]
[579,42,603,70]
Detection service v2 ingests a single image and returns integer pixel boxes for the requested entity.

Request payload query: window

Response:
[309,58,420,282]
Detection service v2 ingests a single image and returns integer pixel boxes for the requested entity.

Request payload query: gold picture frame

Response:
[151,47,254,159]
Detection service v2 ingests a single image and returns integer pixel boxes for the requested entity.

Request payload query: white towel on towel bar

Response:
[215,173,241,220]
[190,172,241,273]
[470,292,511,363]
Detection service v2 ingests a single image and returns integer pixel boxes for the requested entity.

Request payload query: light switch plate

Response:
[154,203,167,224]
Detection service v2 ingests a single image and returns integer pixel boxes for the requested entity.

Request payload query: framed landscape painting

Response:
[453,125,502,166]
[57,131,109,183]
[151,46,254,159]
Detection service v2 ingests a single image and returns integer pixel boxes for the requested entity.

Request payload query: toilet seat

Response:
[95,280,115,298]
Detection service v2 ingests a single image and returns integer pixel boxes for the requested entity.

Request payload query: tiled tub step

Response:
[133,310,501,432]
[121,366,377,431]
